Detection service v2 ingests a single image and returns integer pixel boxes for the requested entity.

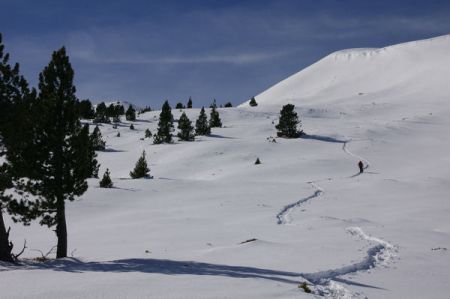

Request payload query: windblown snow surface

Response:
[2,35,450,298]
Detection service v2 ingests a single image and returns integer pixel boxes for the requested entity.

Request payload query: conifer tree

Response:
[249,97,258,107]
[187,97,193,109]
[153,100,174,144]
[117,132,121,137]
[130,151,151,179]
[210,98,217,109]
[175,102,184,109]
[145,129,152,138]
[130,124,134,130]
[255,157,261,165]
[224,102,233,108]
[195,107,210,135]
[0,33,37,262]
[125,105,136,121]
[209,106,222,128]
[99,168,113,188]
[13,47,99,258]
[94,102,110,123]
[90,125,106,151]
[78,99,95,119]
[177,112,195,141]
[275,104,302,138]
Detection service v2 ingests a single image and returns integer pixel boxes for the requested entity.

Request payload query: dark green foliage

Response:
[145,129,152,138]
[209,106,222,128]
[187,97,192,109]
[177,112,195,141]
[107,103,124,122]
[78,99,95,119]
[195,107,210,135]
[209,99,217,109]
[10,47,99,258]
[175,102,184,109]
[275,104,302,138]
[224,102,233,108]
[249,97,258,107]
[298,282,311,293]
[130,124,134,130]
[255,158,261,165]
[90,125,106,151]
[153,100,174,144]
[99,168,113,188]
[125,105,136,121]
[117,132,121,137]
[94,102,110,123]
[140,106,152,113]
[130,151,151,179]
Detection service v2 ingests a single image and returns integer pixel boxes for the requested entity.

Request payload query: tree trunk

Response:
[55,198,67,258]
[0,208,14,262]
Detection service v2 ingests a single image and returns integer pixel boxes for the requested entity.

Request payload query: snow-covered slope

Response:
[2,35,450,299]
[241,35,450,108]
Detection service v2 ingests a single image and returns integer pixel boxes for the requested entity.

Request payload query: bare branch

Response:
[12,239,27,260]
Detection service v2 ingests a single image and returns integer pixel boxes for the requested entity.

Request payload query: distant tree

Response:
[130,124,134,130]
[125,105,136,121]
[255,157,261,165]
[177,112,195,141]
[209,106,222,128]
[99,168,113,188]
[153,100,174,144]
[210,99,217,109]
[187,97,193,109]
[275,104,302,138]
[117,132,120,137]
[224,102,233,108]
[145,128,152,138]
[249,97,258,107]
[94,102,110,123]
[10,47,99,258]
[78,99,95,119]
[90,125,106,151]
[175,102,184,109]
[140,106,152,113]
[130,151,151,179]
[195,107,210,135]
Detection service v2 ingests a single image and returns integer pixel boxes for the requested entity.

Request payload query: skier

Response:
[358,160,364,173]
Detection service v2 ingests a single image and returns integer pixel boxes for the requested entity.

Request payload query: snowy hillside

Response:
[242,35,450,109]
[2,35,450,299]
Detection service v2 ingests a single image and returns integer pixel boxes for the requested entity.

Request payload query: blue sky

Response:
[1,0,450,108]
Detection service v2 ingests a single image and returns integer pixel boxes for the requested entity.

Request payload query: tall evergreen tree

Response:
[99,168,113,188]
[130,151,151,178]
[153,100,174,144]
[125,105,136,121]
[14,47,98,258]
[0,33,37,262]
[177,112,195,141]
[187,97,193,109]
[78,99,95,119]
[209,106,222,128]
[90,125,106,151]
[275,104,302,138]
[195,107,210,135]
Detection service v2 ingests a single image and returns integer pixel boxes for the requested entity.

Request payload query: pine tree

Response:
[125,105,136,121]
[12,47,99,258]
[255,157,261,165]
[117,132,121,137]
[145,129,152,138]
[187,97,193,109]
[210,98,217,109]
[275,104,302,138]
[249,97,258,107]
[130,124,134,130]
[224,102,233,108]
[209,106,222,128]
[78,99,95,119]
[94,102,110,123]
[130,151,151,179]
[195,107,210,135]
[99,168,113,188]
[153,100,174,144]
[0,33,37,262]
[177,112,195,141]
[175,102,184,109]
[90,125,106,151]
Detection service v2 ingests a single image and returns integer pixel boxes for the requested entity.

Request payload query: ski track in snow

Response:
[343,140,371,173]
[276,182,323,225]
[305,227,396,298]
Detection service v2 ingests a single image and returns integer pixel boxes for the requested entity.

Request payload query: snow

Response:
[2,34,450,298]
